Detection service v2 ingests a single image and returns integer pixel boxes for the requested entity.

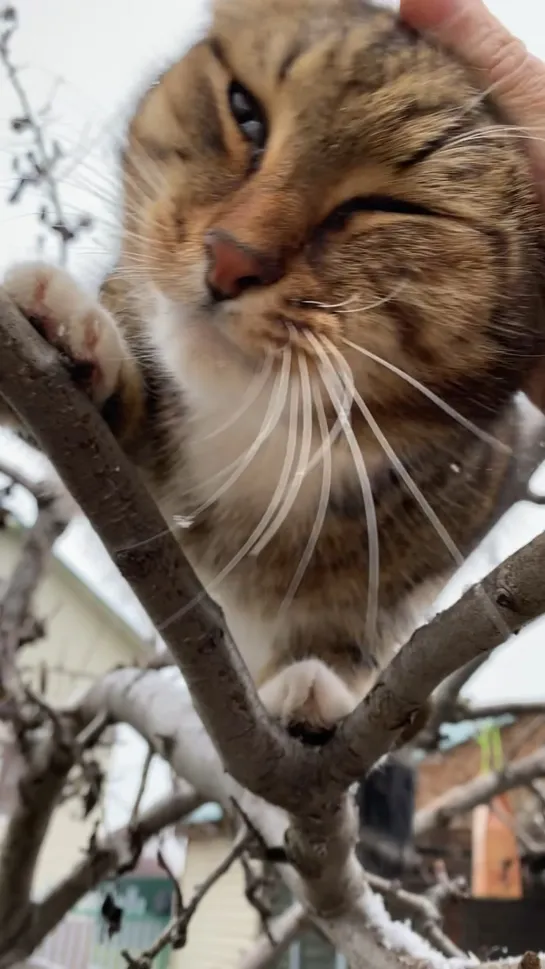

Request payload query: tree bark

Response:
[239,904,308,969]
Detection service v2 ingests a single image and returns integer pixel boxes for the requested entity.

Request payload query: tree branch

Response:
[452,701,545,723]
[417,657,488,750]
[0,293,301,806]
[415,747,545,837]
[0,6,91,261]
[123,834,252,969]
[3,295,545,966]
[73,669,438,968]
[0,709,106,962]
[4,293,545,805]
[365,872,465,959]
[129,745,154,826]
[0,787,203,967]
[0,484,70,695]
[238,903,308,969]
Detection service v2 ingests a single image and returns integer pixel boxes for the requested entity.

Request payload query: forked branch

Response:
[3,293,545,968]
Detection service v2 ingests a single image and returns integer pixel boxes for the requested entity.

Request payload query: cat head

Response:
[122,0,544,428]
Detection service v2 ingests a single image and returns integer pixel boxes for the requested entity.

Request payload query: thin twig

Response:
[0,489,70,698]
[240,851,275,945]
[157,846,184,919]
[15,788,204,962]
[0,8,85,262]
[366,871,465,959]
[121,835,251,968]
[129,746,154,826]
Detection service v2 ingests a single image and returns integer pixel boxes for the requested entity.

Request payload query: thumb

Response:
[400,0,545,194]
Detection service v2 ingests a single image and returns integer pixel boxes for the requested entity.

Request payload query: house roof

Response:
[0,519,150,659]
[433,715,516,754]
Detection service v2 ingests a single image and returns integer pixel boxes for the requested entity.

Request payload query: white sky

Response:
[2,0,545,719]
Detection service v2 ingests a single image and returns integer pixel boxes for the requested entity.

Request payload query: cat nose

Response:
[204,230,282,301]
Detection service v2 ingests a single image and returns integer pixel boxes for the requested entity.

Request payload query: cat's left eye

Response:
[228,81,267,151]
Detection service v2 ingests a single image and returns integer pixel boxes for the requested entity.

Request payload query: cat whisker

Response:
[274,361,333,626]
[330,338,464,565]
[342,337,510,454]
[307,332,380,647]
[196,355,274,440]
[250,350,314,557]
[296,283,406,315]
[304,366,351,475]
[326,338,512,641]
[56,161,156,222]
[333,281,407,315]
[442,124,545,155]
[173,347,292,528]
[296,294,362,310]
[122,142,169,198]
[113,522,175,554]
[158,353,300,631]
[114,360,284,554]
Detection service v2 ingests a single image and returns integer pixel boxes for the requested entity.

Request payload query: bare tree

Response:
[0,4,92,264]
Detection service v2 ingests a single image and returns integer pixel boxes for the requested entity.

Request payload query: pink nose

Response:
[205,230,281,301]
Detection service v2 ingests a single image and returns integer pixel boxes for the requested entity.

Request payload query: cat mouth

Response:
[187,282,323,370]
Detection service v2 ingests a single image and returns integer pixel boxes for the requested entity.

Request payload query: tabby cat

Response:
[3,0,544,740]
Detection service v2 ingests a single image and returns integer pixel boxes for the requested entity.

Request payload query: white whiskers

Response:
[325,338,511,640]
[250,352,314,556]
[274,364,333,628]
[299,280,406,315]
[196,355,274,441]
[158,352,303,631]
[342,337,510,454]
[327,338,464,565]
[174,347,292,527]
[306,331,380,647]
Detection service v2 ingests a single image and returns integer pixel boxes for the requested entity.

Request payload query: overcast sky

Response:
[2,0,545,713]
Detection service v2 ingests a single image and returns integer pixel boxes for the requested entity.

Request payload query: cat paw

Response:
[3,261,124,407]
[259,659,359,745]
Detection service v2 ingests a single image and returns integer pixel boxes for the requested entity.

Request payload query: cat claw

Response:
[3,261,123,407]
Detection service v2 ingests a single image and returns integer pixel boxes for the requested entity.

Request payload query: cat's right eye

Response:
[227,81,267,152]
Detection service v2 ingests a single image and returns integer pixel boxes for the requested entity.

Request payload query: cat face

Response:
[123,0,543,423]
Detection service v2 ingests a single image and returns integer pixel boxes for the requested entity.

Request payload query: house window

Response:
[30,872,176,969]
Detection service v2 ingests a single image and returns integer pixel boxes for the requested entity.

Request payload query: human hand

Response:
[400,0,545,411]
